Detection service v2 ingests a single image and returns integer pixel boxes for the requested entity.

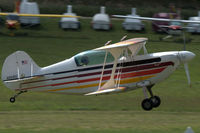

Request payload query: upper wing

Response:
[95,37,148,56]
[0,12,79,18]
[113,15,200,24]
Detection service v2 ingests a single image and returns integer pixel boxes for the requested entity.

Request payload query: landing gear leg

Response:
[10,90,27,103]
[141,85,161,111]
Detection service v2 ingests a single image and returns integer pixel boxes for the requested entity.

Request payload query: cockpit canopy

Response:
[74,50,114,67]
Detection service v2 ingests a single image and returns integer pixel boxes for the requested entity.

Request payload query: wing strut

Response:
[116,49,126,88]
[99,48,123,90]
[85,38,148,96]
[98,49,108,90]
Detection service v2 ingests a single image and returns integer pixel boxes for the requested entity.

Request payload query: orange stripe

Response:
[20,67,164,91]
[45,75,154,92]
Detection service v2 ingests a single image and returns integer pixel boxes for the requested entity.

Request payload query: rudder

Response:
[1,51,41,81]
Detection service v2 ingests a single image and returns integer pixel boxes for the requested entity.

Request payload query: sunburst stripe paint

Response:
[52,67,165,86]
[18,67,165,91]
[2,55,162,82]
[21,61,173,85]
[45,75,155,92]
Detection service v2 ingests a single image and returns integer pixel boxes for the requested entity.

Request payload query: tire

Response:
[141,98,153,111]
[150,96,161,108]
[10,97,15,103]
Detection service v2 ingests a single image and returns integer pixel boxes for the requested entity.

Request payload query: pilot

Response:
[80,56,89,66]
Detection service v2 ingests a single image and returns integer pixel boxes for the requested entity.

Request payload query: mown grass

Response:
[0,111,199,133]
[0,18,199,132]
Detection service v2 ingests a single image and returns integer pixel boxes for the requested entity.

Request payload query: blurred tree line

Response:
[0,0,199,18]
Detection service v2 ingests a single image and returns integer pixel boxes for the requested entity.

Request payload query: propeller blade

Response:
[163,35,172,40]
[184,63,191,87]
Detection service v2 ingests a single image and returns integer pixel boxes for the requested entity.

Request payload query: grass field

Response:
[0,18,200,133]
[0,111,200,133]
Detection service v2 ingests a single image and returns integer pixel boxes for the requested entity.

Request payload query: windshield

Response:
[74,50,114,67]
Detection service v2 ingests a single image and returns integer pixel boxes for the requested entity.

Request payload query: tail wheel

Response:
[150,96,161,108]
[9,91,27,103]
[141,98,153,111]
[10,97,15,103]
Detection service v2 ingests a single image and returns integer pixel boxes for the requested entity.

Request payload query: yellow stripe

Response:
[45,75,154,92]
[46,83,101,92]
[120,75,153,84]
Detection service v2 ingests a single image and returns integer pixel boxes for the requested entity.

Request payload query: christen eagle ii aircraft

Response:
[1,38,195,111]
[113,14,200,36]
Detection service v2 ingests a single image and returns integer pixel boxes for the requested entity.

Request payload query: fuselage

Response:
[14,51,185,94]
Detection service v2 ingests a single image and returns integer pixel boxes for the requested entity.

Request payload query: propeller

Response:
[178,51,195,87]
[184,63,191,87]
[162,35,172,40]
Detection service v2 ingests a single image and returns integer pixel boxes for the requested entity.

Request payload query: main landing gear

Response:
[10,90,27,103]
[141,85,161,111]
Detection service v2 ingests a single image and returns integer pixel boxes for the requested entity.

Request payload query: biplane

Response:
[1,38,195,111]
[0,12,78,36]
[0,0,79,36]
[113,14,200,37]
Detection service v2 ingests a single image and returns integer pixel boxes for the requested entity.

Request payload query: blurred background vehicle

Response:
[92,6,112,30]
[122,8,145,32]
[59,5,80,30]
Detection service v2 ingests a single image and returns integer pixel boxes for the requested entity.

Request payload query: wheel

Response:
[150,96,161,108]
[141,98,153,111]
[10,97,15,103]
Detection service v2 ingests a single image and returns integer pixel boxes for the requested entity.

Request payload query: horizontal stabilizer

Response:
[4,75,43,84]
[3,75,44,91]
[85,87,127,96]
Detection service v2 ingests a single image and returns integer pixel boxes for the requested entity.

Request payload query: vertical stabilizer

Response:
[1,51,41,81]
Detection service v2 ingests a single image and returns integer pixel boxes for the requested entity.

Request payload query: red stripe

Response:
[121,62,173,73]
[120,67,165,79]
[19,67,166,91]
[22,62,173,85]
